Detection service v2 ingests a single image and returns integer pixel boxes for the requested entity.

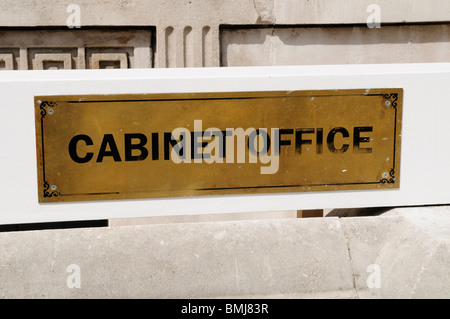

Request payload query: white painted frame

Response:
[0,63,449,224]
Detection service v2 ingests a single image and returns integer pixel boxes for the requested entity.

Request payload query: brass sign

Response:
[35,89,402,203]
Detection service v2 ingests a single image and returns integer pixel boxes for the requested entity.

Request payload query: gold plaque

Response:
[35,89,402,203]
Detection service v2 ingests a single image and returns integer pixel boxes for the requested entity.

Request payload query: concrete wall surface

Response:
[1,1,448,69]
[0,205,448,299]
[1,0,448,26]
[222,24,450,66]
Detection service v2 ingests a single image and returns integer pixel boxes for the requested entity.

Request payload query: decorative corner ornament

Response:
[383,93,398,109]
[380,169,396,184]
[38,100,57,118]
[43,181,60,198]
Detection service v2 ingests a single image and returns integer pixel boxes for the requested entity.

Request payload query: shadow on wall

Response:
[0,220,108,233]
[326,207,395,217]
[279,24,449,46]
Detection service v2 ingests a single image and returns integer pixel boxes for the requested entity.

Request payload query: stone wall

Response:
[1,207,449,298]
[0,28,153,70]
[0,0,448,70]
[221,24,450,66]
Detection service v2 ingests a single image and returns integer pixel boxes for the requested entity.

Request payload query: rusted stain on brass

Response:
[35,89,402,203]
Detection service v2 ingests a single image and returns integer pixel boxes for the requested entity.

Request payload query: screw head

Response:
[51,185,57,190]
[385,100,391,106]
[382,172,388,178]
[48,109,54,115]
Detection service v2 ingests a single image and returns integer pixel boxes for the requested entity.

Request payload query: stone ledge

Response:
[0,206,449,298]
[341,206,450,299]
[0,217,353,298]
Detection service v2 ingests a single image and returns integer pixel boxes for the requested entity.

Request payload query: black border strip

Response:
[66,93,384,104]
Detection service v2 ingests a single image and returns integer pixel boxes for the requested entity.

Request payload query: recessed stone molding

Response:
[0,53,14,70]
[90,52,128,69]
[0,29,153,70]
[34,53,72,70]
[221,24,450,66]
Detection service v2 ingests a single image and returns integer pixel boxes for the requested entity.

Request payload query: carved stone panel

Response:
[0,53,14,70]
[0,49,20,70]
[87,49,132,69]
[0,29,153,70]
[90,53,128,69]
[30,50,76,70]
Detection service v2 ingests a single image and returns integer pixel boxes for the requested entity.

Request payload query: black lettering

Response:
[353,126,373,154]
[191,131,208,159]
[295,128,314,154]
[248,129,271,155]
[96,134,121,162]
[278,129,293,152]
[327,127,349,153]
[316,128,323,154]
[209,130,224,158]
[124,133,148,161]
[222,130,232,158]
[164,132,179,160]
[152,133,159,160]
[68,134,94,163]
